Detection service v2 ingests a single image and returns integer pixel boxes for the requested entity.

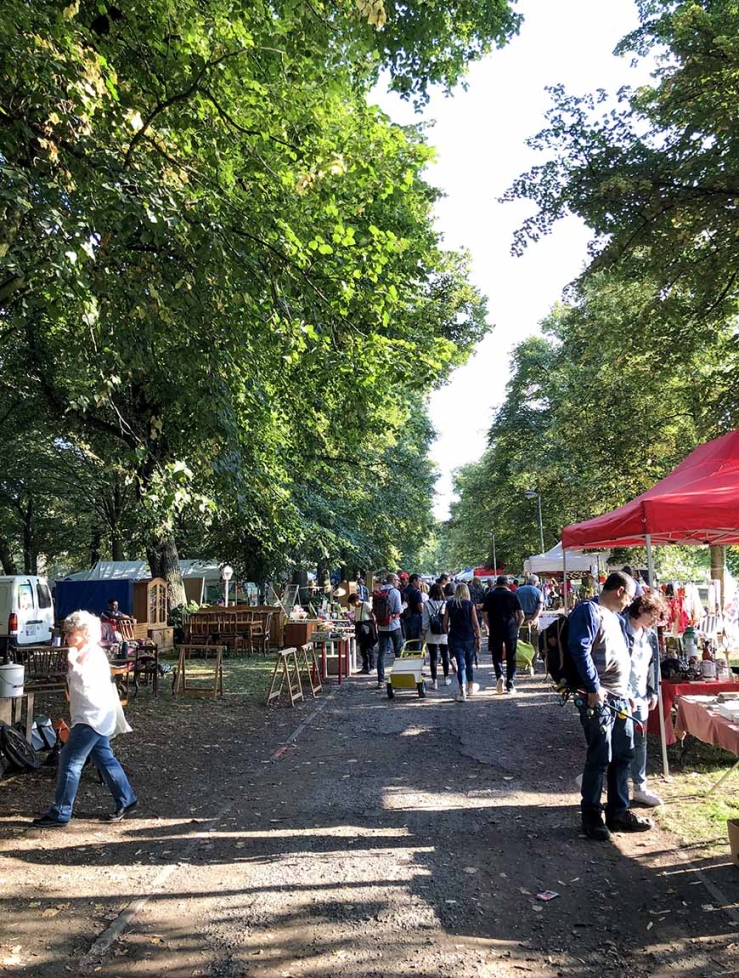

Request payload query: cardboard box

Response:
[727,818,739,867]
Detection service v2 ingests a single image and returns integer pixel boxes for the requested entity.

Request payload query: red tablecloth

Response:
[647,680,739,745]
[675,696,739,756]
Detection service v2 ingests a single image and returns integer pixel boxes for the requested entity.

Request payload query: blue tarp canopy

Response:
[54,580,133,621]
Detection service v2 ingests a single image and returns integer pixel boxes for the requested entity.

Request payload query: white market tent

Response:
[63,559,222,582]
[524,541,604,577]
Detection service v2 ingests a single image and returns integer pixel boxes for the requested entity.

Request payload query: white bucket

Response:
[0,663,24,698]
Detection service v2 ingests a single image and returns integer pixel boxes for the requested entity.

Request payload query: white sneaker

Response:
[444,677,452,686]
[431,679,438,690]
[469,682,480,694]
[631,787,663,807]
[456,688,467,702]
[506,685,516,695]
[496,678,504,695]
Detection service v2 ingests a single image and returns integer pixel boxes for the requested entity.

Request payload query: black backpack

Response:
[427,600,445,636]
[540,616,581,692]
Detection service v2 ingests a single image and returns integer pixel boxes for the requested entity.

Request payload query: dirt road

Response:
[2,661,739,977]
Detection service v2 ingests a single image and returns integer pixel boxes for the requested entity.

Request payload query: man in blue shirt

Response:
[375,573,403,688]
[516,575,544,623]
[568,571,652,841]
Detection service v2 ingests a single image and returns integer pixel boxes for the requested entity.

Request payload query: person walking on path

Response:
[348,593,377,675]
[32,611,137,828]
[623,591,666,807]
[467,576,486,666]
[516,575,544,625]
[444,583,482,702]
[403,573,425,652]
[483,575,524,694]
[373,573,403,689]
[422,583,451,689]
[569,571,652,841]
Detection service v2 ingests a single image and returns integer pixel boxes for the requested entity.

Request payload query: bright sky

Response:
[374,0,655,519]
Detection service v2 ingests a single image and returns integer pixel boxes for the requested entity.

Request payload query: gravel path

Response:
[2,657,739,977]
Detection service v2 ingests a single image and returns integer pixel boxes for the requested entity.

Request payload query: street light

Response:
[220,564,234,607]
[524,489,545,554]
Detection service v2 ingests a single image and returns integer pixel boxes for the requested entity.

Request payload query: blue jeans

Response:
[403,613,423,651]
[578,695,634,817]
[377,629,403,682]
[450,638,475,689]
[630,698,649,789]
[47,723,136,823]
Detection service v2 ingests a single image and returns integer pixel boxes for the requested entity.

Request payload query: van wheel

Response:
[386,684,394,699]
[417,682,426,698]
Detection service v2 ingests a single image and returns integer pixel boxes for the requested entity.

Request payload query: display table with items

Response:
[310,629,357,682]
[647,680,738,745]
[674,694,739,792]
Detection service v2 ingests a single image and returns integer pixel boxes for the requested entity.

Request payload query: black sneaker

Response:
[582,813,612,842]
[105,801,138,823]
[31,814,69,829]
[606,809,652,833]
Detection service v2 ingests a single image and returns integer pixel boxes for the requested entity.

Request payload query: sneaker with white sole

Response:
[431,679,438,690]
[456,688,467,702]
[506,684,516,695]
[631,787,663,807]
[496,678,504,695]
[469,682,480,695]
[444,677,452,686]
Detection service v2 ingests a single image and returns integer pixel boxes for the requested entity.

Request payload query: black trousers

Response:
[489,627,518,686]
[427,644,450,680]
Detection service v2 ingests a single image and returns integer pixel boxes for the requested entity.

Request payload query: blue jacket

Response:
[568,598,630,695]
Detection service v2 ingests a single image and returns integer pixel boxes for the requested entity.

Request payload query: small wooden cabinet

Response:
[283,619,320,648]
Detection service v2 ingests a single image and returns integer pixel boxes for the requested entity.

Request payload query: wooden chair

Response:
[12,646,69,693]
[172,645,224,698]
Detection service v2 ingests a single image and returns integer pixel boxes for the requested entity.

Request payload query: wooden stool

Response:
[172,645,225,698]
[265,647,304,706]
[297,644,322,698]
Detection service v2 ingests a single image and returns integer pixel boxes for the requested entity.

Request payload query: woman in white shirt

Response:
[422,583,451,689]
[623,593,666,808]
[32,611,137,828]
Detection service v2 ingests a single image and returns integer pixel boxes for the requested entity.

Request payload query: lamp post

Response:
[491,531,497,574]
[524,490,545,555]
[221,564,234,607]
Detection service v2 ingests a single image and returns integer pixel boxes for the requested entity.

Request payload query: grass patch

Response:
[649,734,739,857]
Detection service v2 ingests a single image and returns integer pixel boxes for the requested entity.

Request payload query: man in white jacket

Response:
[32,611,137,828]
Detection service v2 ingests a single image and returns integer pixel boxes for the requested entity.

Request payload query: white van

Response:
[0,576,55,654]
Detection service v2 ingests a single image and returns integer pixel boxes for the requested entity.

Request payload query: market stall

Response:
[524,541,603,577]
[562,429,739,777]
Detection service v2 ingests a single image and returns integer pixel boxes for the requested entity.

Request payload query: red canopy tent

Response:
[561,429,739,777]
[562,429,739,551]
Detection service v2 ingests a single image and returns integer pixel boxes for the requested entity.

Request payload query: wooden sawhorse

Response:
[266,647,304,706]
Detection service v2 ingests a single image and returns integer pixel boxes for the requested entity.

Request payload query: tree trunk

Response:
[147,533,186,611]
[111,531,125,561]
[90,528,102,566]
[710,544,727,610]
[22,499,36,574]
[0,537,17,575]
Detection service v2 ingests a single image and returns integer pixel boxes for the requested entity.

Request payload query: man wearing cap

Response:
[483,576,524,694]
